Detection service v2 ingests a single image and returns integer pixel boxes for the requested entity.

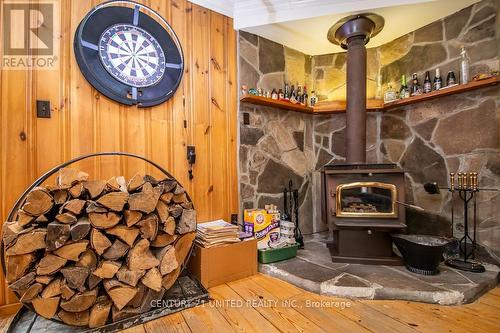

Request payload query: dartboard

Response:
[74,1,184,107]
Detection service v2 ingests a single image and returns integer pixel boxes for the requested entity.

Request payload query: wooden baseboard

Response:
[0,303,21,316]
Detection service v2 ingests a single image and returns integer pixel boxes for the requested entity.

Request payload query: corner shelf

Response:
[381,76,499,110]
[239,95,314,113]
[239,76,499,114]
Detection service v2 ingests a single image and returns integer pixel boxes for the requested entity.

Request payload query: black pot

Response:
[392,234,451,275]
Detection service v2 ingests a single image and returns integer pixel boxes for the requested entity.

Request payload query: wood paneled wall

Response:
[0,0,238,306]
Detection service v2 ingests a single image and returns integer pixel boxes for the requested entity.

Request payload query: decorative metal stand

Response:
[445,172,485,273]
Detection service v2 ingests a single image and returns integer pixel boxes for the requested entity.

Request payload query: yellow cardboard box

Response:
[244,209,280,249]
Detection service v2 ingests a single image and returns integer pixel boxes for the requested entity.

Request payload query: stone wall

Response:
[311,0,499,101]
[238,0,500,259]
[239,32,325,234]
[309,0,500,261]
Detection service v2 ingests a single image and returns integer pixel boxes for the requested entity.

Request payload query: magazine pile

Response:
[196,219,241,248]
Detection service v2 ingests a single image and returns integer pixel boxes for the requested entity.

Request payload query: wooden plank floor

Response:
[0,273,499,333]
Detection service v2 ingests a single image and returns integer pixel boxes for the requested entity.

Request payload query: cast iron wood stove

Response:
[321,14,405,264]
[322,164,406,265]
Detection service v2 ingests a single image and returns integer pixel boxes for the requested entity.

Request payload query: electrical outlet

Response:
[243,112,250,125]
[36,100,51,118]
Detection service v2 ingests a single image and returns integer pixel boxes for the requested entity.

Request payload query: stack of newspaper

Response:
[196,220,240,248]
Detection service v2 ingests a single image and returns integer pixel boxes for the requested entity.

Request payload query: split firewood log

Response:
[47,222,71,251]
[92,261,121,279]
[58,309,90,326]
[89,212,121,229]
[141,267,162,292]
[105,225,139,247]
[5,229,46,255]
[116,267,145,287]
[5,253,36,283]
[41,277,62,298]
[90,229,112,255]
[104,279,138,311]
[71,218,91,241]
[62,199,86,215]
[37,254,67,275]
[97,192,129,212]
[54,240,89,261]
[76,249,98,271]
[83,180,106,199]
[89,296,112,328]
[103,240,129,260]
[124,210,142,227]
[22,187,53,216]
[60,289,97,312]
[3,167,196,328]
[127,239,159,271]
[33,296,60,319]
[20,283,43,302]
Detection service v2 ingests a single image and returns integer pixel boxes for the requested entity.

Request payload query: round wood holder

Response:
[1,152,197,328]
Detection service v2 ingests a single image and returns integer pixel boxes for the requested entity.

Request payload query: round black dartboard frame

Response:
[74,0,184,107]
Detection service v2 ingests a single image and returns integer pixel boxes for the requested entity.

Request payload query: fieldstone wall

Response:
[311,0,499,100]
[310,0,500,260]
[239,32,326,234]
[238,0,500,258]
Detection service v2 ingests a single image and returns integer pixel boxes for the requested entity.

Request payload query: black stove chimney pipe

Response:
[328,14,384,164]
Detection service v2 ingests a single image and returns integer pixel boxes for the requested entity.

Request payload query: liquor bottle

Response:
[433,68,442,91]
[284,83,290,100]
[410,73,422,96]
[423,71,432,93]
[446,71,456,86]
[278,89,284,100]
[302,86,308,106]
[399,75,409,99]
[290,85,297,104]
[460,46,470,84]
[271,89,278,100]
[296,84,302,103]
[309,91,317,106]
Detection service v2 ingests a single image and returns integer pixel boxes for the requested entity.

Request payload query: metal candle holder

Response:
[446,172,485,273]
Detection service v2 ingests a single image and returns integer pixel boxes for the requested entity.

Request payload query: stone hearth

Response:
[259,232,500,305]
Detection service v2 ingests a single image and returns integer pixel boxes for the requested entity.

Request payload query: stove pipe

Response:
[328,14,384,164]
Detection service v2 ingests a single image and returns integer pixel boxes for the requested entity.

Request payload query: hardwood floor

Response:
[1,273,499,333]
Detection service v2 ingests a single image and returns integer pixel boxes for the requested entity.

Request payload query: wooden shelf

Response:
[239,76,500,114]
[239,95,314,113]
[382,75,499,110]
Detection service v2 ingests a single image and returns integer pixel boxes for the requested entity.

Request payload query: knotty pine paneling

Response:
[0,0,238,306]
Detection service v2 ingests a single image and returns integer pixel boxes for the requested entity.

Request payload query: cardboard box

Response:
[187,238,257,288]
[243,209,280,249]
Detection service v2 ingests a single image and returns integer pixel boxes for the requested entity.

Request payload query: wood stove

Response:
[322,164,406,265]
[320,14,407,264]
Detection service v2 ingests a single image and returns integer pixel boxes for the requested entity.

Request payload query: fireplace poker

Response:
[426,172,485,273]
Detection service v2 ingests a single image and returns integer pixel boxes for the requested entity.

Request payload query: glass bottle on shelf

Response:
[410,73,422,96]
[302,86,308,106]
[284,83,290,100]
[460,46,470,84]
[423,71,432,93]
[271,89,278,100]
[433,68,442,91]
[399,75,409,99]
[309,91,317,106]
[278,89,284,100]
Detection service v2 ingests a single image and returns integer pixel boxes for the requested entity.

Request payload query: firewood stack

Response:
[2,168,196,328]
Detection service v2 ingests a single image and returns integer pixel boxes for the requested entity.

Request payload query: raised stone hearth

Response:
[259,233,500,305]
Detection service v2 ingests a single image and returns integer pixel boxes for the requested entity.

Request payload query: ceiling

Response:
[190,0,480,55]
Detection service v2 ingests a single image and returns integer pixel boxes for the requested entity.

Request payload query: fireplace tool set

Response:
[425,171,499,273]
[283,180,304,249]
